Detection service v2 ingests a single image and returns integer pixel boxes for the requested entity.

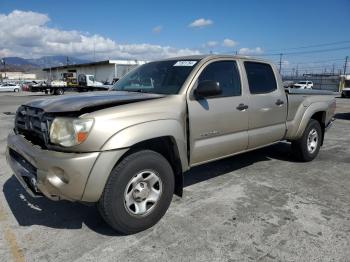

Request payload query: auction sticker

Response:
[174,61,197,66]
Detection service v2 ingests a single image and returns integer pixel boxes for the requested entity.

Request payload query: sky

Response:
[0,0,349,74]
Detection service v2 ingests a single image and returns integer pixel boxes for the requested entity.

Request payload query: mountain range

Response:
[1,56,91,71]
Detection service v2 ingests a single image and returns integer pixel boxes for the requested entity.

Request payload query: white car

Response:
[293,81,313,89]
[0,83,21,92]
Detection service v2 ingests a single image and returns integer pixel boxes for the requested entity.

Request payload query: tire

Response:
[291,119,322,162]
[55,88,64,95]
[98,150,175,234]
[14,88,19,93]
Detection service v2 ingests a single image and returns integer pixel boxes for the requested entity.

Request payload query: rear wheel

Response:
[98,150,175,234]
[54,88,64,95]
[291,119,322,162]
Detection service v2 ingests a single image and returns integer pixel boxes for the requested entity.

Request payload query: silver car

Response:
[0,83,21,92]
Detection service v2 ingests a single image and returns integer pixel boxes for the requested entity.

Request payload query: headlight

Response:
[49,117,94,147]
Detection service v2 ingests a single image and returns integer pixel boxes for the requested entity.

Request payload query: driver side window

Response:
[198,60,241,97]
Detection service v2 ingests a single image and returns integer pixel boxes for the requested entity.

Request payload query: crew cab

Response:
[6,55,336,234]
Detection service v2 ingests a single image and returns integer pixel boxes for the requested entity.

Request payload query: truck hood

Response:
[24,91,165,113]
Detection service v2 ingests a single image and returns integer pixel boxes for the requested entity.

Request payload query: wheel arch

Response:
[310,111,326,145]
[292,102,328,141]
[83,120,188,202]
[119,136,184,197]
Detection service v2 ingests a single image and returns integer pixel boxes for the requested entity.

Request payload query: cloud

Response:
[238,47,263,55]
[222,38,238,48]
[152,25,162,33]
[0,10,201,60]
[189,18,213,28]
[206,41,218,47]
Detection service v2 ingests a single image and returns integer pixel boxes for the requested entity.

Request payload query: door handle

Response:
[236,103,249,111]
[275,99,284,106]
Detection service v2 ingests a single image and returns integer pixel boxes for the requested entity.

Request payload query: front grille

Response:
[15,106,52,148]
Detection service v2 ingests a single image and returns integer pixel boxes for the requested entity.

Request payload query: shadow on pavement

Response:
[184,142,293,187]
[334,112,350,120]
[3,142,293,235]
[3,176,120,236]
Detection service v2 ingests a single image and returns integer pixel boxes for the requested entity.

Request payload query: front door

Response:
[187,60,249,166]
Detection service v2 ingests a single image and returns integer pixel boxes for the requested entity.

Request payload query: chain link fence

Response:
[282,75,340,91]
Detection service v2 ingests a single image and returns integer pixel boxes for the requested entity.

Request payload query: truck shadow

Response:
[3,176,120,236]
[3,142,293,236]
[334,112,350,120]
[184,142,293,187]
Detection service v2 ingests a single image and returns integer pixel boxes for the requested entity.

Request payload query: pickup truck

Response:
[6,55,336,234]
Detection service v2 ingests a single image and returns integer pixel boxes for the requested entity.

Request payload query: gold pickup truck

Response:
[6,55,336,234]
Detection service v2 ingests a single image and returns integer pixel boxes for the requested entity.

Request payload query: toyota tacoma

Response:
[6,55,336,234]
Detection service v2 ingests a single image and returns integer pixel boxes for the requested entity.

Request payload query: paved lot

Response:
[0,92,349,262]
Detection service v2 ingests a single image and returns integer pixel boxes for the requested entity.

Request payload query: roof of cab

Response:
[159,54,271,63]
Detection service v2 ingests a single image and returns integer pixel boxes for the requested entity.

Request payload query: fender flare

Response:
[294,102,327,139]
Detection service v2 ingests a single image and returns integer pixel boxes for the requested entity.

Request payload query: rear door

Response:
[187,59,249,166]
[243,61,287,149]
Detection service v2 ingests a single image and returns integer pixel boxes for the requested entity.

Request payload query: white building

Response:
[43,60,146,84]
[0,72,36,80]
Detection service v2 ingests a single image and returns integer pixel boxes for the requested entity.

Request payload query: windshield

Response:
[112,60,199,94]
[298,81,307,84]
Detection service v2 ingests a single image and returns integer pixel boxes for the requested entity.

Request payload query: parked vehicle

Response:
[77,74,106,91]
[21,81,33,91]
[293,81,313,89]
[340,75,350,98]
[28,81,47,92]
[6,55,336,234]
[0,83,20,92]
[283,81,294,89]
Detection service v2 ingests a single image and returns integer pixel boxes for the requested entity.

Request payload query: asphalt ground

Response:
[0,92,349,262]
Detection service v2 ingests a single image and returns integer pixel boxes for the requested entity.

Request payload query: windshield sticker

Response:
[174,61,197,67]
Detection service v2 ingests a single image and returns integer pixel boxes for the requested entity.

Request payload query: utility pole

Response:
[344,56,349,75]
[296,64,299,77]
[1,58,6,80]
[278,53,283,73]
[0,59,3,83]
[332,64,335,75]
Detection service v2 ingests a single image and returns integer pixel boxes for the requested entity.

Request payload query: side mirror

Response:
[194,80,221,98]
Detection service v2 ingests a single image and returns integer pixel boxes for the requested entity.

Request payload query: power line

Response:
[264,40,350,53]
[279,58,344,65]
[259,46,350,57]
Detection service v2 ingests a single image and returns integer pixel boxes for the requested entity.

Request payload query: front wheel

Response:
[291,119,322,162]
[14,88,19,92]
[98,150,175,234]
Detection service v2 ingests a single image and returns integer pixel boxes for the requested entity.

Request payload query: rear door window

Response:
[244,62,277,94]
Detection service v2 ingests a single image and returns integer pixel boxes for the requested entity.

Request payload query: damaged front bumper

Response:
[6,132,99,201]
